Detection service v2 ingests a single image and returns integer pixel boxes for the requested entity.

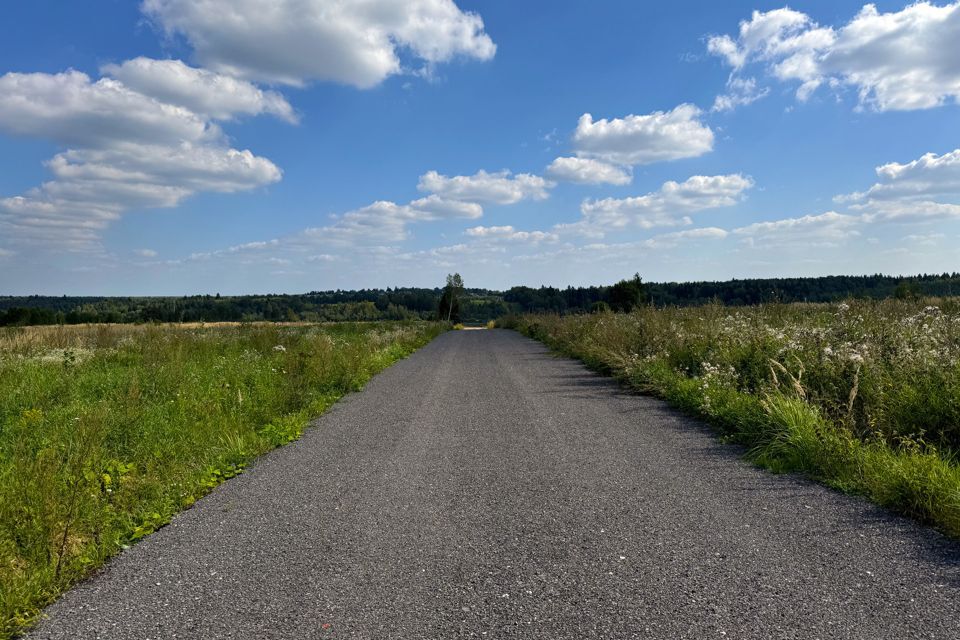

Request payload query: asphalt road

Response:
[29,329,960,639]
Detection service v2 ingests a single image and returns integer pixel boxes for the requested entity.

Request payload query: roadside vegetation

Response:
[499,298,960,538]
[0,321,444,638]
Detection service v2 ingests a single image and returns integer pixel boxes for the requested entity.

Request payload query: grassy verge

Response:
[0,321,445,638]
[499,300,960,538]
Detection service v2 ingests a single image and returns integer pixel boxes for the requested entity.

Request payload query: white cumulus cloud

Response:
[708,3,960,111]
[102,57,297,122]
[545,156,632,185]
[1,142,281,249]
[838,148,960,223]
[0,70,214,148]
[571,104,714,166]
[407,194,483,220]
[464,225,558,243]
[712,76,770,112]
[142,0,496,88]
[855,148,960,201]
[858,200,960,223]
[418,169,553,204]
[564,174,753,236]
[733,211,861,246]
[302,196,483,245]
[0,68,282,250]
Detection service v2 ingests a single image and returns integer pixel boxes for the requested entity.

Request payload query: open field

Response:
[499,298,960,538]
[0,321,445,638]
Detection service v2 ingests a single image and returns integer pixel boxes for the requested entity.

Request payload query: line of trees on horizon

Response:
[2,272,959,327]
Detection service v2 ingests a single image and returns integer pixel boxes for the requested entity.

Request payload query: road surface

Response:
[30,330,960,639]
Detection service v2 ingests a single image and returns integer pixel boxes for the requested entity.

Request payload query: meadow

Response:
[500,299,960,538]
[0,321,444,637]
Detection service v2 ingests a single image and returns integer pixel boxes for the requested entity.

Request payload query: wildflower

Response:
[273,345,287,352]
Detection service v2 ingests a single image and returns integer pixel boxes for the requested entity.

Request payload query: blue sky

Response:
[2,1,960,295]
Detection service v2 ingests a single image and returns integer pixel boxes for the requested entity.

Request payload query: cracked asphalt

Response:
[28,329,960,639]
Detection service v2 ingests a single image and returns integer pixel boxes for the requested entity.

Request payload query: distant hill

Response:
[2,273,959,326]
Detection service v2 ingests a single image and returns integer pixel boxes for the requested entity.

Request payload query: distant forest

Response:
[2,273,959,326]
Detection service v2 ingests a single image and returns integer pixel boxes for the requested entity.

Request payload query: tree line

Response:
[2,272,959,326]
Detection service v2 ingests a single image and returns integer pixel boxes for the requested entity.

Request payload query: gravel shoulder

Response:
[29,329,960,639]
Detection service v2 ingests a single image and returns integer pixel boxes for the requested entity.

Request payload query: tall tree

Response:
[438,273,465,323]
[608,273,646,312]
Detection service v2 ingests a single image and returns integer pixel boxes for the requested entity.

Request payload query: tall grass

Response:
[0,321,444,638]
[500,299,960,537]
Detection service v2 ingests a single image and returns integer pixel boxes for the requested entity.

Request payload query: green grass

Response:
[0,321,445,638]
[499,299,960,538]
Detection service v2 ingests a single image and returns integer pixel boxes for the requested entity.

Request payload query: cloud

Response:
[182,238,280,263]
[407,194,483,219]
[904,232,945,246]
[733,211,860,246]
[46,144,281,196]
[712,76,769,112]
[0,70,213,148]
[175,194,484,269]
[226,240,280,252]
[1,4,501,258]
[417,169,553,204]
[545,156,631,185]
[391,241,512,271]
[142,0,496,88]
[514,227,730,267]
[0,143,280,249]
[302,196,483,245]
[564,174,753,236]
[310,201,429,244]
[571,104,714,165]
[857,200,960,223]
[643,227,729,247]
[848,148,960,202]
[838,148,960,223]
[0,68,282,250]
[708,3,960,111]
[134,248,158,257]
[464,225,558,243]
[707,8,826,71]
[102,57,297,122]
[168,191,486,268]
